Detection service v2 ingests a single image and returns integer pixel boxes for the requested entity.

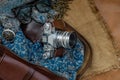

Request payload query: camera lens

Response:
[2,29,15,41]
[55,31,77,49]
[69,32,77,48]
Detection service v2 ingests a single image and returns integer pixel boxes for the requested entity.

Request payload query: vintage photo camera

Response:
[42,22,77,59]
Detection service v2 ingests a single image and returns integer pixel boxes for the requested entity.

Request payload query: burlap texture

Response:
[93,0,120,58]
[63,0,119,79]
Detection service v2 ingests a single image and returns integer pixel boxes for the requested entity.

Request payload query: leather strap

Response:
[0,54,5,65]
[0,44,67,80]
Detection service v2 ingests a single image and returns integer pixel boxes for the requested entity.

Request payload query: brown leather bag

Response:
[0,42,66,80]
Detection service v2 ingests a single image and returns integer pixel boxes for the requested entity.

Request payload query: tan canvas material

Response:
[88,69,120,80]
[94,0,120,58]
[63,0,120,79]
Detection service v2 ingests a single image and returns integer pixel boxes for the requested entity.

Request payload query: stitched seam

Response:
[28,70,35,80]
[0,54,6,65]
[23,68,35,80]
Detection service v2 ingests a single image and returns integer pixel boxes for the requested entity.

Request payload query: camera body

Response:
[42,22,77,59]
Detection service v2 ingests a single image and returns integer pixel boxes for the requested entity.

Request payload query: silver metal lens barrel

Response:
[55,31,77,48]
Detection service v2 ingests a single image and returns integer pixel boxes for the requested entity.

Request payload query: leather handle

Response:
[0,44,67,80]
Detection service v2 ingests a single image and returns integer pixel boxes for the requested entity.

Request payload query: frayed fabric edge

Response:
[81,64,120,80]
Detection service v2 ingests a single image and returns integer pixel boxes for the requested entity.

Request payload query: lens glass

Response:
[69,32,77,48]
[2,30,15,41]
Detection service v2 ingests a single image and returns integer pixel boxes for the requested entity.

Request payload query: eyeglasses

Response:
[12,0,52,24]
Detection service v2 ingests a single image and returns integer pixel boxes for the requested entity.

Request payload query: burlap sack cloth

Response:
[63,0,120,79]
[94,0,120,58]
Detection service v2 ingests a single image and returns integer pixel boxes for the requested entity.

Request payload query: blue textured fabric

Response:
[0,0,33,15]
[0,26,84,80]
[0,0,56,24]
